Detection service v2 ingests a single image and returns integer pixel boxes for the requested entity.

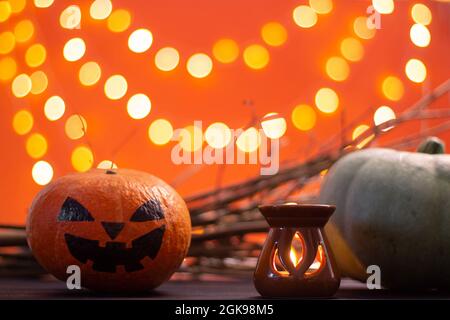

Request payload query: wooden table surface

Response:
[1,276,450,300]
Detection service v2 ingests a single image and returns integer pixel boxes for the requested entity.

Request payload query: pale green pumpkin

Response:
[319,137,450,289]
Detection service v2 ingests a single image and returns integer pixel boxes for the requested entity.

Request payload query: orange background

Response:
[1,0,449,224]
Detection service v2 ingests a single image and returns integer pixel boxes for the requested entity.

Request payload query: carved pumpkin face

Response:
[26,169,191,292]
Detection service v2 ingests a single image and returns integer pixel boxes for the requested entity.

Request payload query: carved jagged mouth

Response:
[64,225,165,273]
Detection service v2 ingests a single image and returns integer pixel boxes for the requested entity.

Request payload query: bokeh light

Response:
[374,105,396,131]
[353,16,376,40]
[97,160,117,169]
[292,5,318,28]
[372,0,394,14]
[326,56,350,81]
[212,38,239,63]
[44,96,65,121]
[34,0,54,8]
[352,124,374,148]
[155,47,180,71]
[0,32,15,54]
[315,88,339,114]
[30,70,48,94]
[205,122,232,149]
[104,74,128,100]
[0,57,17,81]
[12,73,32,98]
[107,9,131,33]
[26,133,48,159]
[382,76,404,101]
[128,28,153,53]
[236,127,260,153]
[405,58,427,83]
[12,110,33,135]
[411,3,432,25]
[340,37,364,62]
[90,0,112,20]
[71,146,94,172]
[79,61,101,86]
[127,93,151,120]
[60,5,81,29]
[179,125,203,152]
[25,43,46,67]
[261,22,287,47]
[309,0,333,14]
[187,53,213,78]
[410,23,431,47]
[291,104,317,131]
[243,44,269,70]
[261,113,287,139]
[14,19,34,43]
[8,0,26,13]
[32,160,53,186]
[63,38,86,62]
[148,119,173,146]
[0,1,11,22]
[65,115,87,140]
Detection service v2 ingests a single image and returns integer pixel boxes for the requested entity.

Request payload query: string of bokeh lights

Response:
[0,0,433,186]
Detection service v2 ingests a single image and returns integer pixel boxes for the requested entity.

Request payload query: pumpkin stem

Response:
[106,170,117,175]
[417,137,446,154]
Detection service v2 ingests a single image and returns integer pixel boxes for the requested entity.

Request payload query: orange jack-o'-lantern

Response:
[26,169,191,292]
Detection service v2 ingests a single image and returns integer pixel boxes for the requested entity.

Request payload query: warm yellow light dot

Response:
[12,73,32,97]
[26,133,47,159]
[236,127,261,153]
[25,43,46,67]
[292,5,318,28]
[0,57,16,81]
[60,5,81,29]
[340,37,364,62]
[128,28,153,53]
[65,114,87,140]
[30,70,48,94]
[326,56,350,82]
[155,47,180,71]
[382,76,404,101]
[261,113,287,139]
[148,119,173,146]
[71,146,94,172]
[309,0,333,14]
[291,104,317,131]
[63,38,86,62]
[212,39,239,64]
[79,61,101,86]
[0,1,11,22]
[315,88,339,114]
[14,19,34,43]
[374,105,396,131]
[261,22,287,47]
[353,16,376,39]
[34,0,54,8]
[90,0,112,20]
[411,3,432,25]
[104,74,127,100]
[127,93,151,120]
[44,96,65,121]
[12,109,33,135]
[205,122,232,149]
[405,58,427,83]
[352,124,374,148]
[107,9,131,33]
[187,53,213,78]
[179,125,203,152]
[243,44,269,70]
[97,160,117,169]
[410,23,431,47]
[0,32,15,55]
[372,0,394,14]
[32,160,53,185]
[8,0,26,13]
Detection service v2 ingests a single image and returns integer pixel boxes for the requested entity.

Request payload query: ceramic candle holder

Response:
[254,204,340,297]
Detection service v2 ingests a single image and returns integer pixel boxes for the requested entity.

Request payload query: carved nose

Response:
[101,222,125,240]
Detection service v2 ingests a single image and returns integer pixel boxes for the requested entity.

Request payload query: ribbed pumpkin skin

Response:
[26,169,191,292]
[319,148,450,289]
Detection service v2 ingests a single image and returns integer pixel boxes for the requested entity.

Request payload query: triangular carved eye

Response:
[130,199,164,222]
[58,197,94,222]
